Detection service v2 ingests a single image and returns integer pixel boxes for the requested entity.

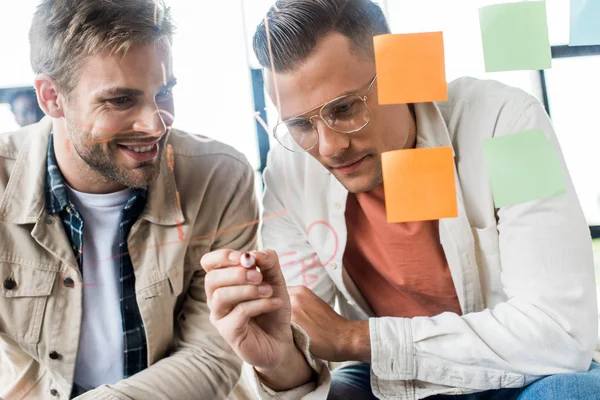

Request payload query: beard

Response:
[66,118,165,189]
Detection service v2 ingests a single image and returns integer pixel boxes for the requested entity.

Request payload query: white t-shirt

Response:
[67,185,133,391]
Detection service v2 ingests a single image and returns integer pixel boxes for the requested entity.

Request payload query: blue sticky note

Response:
[570,0,600,46]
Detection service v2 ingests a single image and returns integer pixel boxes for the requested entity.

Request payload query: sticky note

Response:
[483,129,566,208]
[373,32,448,105]
[570,0,600,46]
[479,1,552,72]
[382,147,457,223]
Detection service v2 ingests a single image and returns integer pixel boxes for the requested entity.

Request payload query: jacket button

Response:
[3,278,16,290]
[49,351,61,360]
[63,277,75,288]
[50,388,59,396]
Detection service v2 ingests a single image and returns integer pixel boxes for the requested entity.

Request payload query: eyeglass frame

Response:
[272,75,378,152]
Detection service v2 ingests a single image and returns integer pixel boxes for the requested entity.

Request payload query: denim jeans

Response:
[327,362,600,400]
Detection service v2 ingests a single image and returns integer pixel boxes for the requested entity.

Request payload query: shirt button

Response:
[49,351,61,360]
[329,263,338,270]
[65,206,72,214]
[454,389,464,394]
[45,217,53,225]
[50,388,59,396]
[334,202,342,210]
[63,277,75,288]
[3,278,16,290]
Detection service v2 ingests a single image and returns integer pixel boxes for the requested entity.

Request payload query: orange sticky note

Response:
[382,147,457,223]
[374,32,448,105]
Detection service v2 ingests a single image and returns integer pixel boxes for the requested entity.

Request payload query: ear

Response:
[34,74,66,119]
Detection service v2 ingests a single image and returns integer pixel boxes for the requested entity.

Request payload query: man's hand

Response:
[201,249,314,391]
[289,286,371,363]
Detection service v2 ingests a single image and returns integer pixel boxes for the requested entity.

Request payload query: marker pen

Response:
[240,252,256,269]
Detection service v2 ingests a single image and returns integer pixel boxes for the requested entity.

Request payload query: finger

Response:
[287,285,307,295]
[201,249,245,273]
[252,249,286,289]
[213,297,284,334]
[211,284,274,320]
[289,285,328,309]
[288,285,306,311]
[205,267,264,303]
[205,268,264,305]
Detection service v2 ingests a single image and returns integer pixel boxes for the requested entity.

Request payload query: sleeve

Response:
[77,161,259,400]
[255,148,333,399]
[369,100,598,394]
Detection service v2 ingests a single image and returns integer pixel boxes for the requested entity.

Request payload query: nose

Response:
[132,104,168,138]
[314,118,349,158]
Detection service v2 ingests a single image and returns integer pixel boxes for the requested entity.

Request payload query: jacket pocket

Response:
[168,266,183,297]
[0,263,55,344]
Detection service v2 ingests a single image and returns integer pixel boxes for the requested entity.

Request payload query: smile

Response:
[124,145,154,153]
[117,142,160,163]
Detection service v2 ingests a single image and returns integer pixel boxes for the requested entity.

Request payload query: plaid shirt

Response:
[44,135,148,393]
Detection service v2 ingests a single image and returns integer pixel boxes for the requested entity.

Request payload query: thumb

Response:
[252,249,287,292]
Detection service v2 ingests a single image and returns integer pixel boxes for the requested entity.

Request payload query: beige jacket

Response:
[0,118,259,400]
[261,77,599,399]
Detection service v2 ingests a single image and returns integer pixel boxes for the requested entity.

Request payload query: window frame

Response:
[538,44,600,238]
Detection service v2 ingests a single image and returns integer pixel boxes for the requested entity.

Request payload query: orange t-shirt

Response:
[343,186,462,318]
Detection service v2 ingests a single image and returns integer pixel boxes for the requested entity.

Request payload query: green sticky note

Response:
[479,1,552,72]
[483,129,566,207]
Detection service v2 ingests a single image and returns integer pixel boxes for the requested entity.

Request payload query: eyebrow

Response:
[96,78,178,99]
[282,84,363,121]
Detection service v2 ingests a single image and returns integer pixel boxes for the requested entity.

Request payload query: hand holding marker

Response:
[201,249,306,379]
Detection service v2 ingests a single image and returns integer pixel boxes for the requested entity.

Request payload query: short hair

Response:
[29,0,176,95]
[253,0,390,72]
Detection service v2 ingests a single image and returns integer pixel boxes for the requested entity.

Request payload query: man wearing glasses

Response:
[201,0,600,399]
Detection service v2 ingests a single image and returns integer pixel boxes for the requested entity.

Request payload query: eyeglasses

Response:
[273,75,377,153]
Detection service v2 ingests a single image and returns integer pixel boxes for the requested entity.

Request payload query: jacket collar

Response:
[0,117,183,227]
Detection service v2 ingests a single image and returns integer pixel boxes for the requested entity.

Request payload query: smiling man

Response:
[201,0,600,399]
[0,0,257,399]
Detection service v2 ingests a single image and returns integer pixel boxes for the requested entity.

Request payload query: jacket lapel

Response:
[414,102,484,314]
[0,118,52,224]
[0,117,77,271]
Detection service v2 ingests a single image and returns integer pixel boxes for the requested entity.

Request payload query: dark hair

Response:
[29,0,175,94]
[253,0,390,72]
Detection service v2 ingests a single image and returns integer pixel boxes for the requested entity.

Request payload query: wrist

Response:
[255,332,314,391]
[342,320,371,363]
